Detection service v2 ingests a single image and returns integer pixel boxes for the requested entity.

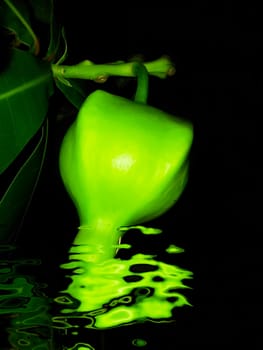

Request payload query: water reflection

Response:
[0,244,53,349]
[54,246,192,330]
[0,229,192,349]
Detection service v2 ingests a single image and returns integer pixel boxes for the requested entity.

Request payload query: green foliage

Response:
[0,0,56,241]
[0,0,63,174]
[0,49,53,173]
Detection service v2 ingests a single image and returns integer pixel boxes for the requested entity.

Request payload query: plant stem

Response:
[132,62,149,103]
[51,56,175,86]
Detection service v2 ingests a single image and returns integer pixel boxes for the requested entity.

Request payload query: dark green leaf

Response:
[0,48,54,173]
[0,121,48,243]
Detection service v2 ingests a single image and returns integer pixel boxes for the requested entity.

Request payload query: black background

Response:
[18,2,262,348]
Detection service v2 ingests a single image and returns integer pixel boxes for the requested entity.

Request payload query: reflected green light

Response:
[132,338,147,347]
[55,230,192,329]
[0,249,52,349]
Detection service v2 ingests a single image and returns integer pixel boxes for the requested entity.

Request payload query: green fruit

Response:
[59,89,193,260]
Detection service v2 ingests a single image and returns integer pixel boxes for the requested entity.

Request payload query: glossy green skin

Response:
[59,89,193,260]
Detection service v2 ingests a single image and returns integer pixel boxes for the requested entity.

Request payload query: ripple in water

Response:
[53,226,193,330]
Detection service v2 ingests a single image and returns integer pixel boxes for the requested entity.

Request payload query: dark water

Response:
[0,220,194,349]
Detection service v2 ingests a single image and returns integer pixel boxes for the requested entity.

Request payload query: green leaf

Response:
[0,48,53,174]
[0,120,48,243]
